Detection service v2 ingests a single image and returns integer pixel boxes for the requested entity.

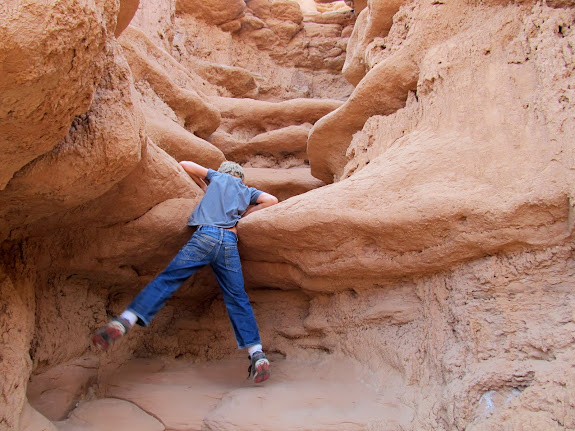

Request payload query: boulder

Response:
[0,0,119,190]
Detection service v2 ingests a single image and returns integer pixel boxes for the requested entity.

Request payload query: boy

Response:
[93,161,279,383]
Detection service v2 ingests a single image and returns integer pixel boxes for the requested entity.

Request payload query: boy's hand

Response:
[242,193,279,218]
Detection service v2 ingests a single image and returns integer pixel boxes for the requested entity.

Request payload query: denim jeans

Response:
[127,226,261,349]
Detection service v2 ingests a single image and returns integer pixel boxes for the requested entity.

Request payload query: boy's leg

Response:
[211,241,270,383]
[211,245,261,349]
[93,232,215,350]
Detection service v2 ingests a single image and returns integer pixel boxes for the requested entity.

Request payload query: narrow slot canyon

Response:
[1,0,575,430]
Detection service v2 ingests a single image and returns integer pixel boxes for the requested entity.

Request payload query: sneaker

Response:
[248,351,270,383]
[92,317,131,351]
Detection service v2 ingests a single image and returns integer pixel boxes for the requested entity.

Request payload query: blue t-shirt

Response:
[187,169,263,228]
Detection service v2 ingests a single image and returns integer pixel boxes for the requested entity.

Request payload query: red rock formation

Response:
[1,0,575,429]
[0,0,119,190]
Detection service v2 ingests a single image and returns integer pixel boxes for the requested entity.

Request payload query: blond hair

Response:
[218,161,244,180]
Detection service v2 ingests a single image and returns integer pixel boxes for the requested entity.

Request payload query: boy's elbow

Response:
[255,193,278,209]
[264,195,279,207]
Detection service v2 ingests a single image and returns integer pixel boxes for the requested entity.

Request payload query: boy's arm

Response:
[180,161,209,192]
[242,192,279,218]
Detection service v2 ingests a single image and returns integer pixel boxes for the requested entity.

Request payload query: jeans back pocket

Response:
[183,233,216,261]
[224,245,242,272]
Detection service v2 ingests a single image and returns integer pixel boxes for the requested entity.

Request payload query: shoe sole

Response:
[92,333,110,351]
[92,324,126,351]
[253,359,270,383]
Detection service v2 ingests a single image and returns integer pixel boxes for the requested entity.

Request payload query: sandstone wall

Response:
[1,0,350,428]
[1,0,575,430]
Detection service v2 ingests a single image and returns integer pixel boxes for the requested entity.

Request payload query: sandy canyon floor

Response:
[55,352,414,431]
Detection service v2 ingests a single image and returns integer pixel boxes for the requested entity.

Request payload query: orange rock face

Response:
[2,0,575,430]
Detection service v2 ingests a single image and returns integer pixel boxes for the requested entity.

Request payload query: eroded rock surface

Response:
[84,356,412,431]
[1,0,575,430]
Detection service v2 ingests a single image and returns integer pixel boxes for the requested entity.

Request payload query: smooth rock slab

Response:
[93,356,413,431]
[54,398,164,431]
